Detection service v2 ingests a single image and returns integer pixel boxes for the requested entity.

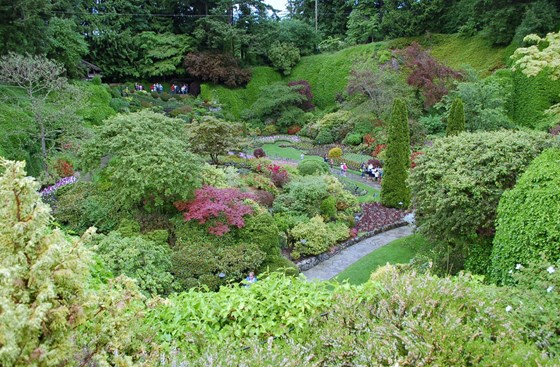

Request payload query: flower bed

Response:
[254,135,302,144]
[356,202,407,232]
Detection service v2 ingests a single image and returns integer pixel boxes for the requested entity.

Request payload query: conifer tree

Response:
[381,99,411,208]
[446,97,465,136]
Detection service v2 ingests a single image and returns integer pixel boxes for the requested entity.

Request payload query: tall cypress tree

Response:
[446,97,465,136]
[381,98,411,208]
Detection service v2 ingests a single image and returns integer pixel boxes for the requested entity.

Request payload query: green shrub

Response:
[297,159,329,176]
[92,231,175,295]
[342,133,363,145]
[273,212,309,233]
[320,196,337,220]
[237,209,281,256]
[315,129,334,144]
[109,98,130,113]
[446,97,465,136]
[151,91,159,99]
[268,42,301,76]
[419,114,445,135]
[381,99,411,208]
[490,148,560,284]
[160,92,171,101]
[290,216,345,258]
[512,69,560,129]
[260,255,299,276]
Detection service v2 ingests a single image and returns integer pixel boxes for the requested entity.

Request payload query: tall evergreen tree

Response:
[381,98,411,208]
[446,97,465,136]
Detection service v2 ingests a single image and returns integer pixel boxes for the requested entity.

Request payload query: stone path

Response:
[303,225,414,281]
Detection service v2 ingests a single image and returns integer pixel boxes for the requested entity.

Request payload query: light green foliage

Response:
[512,69,560,129]
[409,130,554,246]
[188,115,242,164]
[320,196,337,220]
[92,230,175,295]
[419,114,445,135]
[315,129,334,144]
[290,216,349,258]
[146,272,334,352]
[200,163,240,188]
[267,42,301,76]
[490,148,560,284]
[438,76,512,131]
[0,159,91,366]
[446,97,465,136]
[381,99,411,208]
[328,147,343,158]
[513,31,560,80]
[135,32,192,78]
[81,110,201,208]
[304,110,353,141]
[346,5,381,45]
[297,159,329,176]
[237,208,281,256]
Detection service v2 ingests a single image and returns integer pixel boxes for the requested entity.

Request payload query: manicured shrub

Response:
[328,147,343,158]
[151,91,159,99]
[160,92,171,101]
[490,148,560,284]
[253,147,266,158]
[342,133,362,146]
[409,130,554,249]
[446,97,465,136]
[297,159,329,176]
[381,99,411,208]
[320,196,337,220]
[237,209,281,256]
[290,216,348,258]
[315,129,334,144]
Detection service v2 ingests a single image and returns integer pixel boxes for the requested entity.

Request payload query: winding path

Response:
[303,225,414,281]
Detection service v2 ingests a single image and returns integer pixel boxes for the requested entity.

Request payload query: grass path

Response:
[334,234,430,285]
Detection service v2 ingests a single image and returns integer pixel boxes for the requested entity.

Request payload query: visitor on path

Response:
[329,159,334,169]
[300,153,305,160]
[245,272,257,286]
[360,162,366,178]
[340,162,347,177]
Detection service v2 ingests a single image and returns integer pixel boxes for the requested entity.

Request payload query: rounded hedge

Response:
[490,148,560,284]
[297,159,329,176]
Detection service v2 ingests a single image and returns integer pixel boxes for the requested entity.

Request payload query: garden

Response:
[1,3,560,365]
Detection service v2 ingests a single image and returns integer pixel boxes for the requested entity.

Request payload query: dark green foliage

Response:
[381,99,411,208]
[490,148,560,284]
[187,116,242,164]
[315,129,334,144]
[512,70,560,129]
[297,159,329,176]
[446,98,465,136]
[320,196,337,220]
[237,210,281,256]
[260,255,299,276]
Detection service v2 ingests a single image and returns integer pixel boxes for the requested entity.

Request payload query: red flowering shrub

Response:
[252,190,275,207]
[356,203,407,232]
[411,151,424,169]
[54,159,74,178]
[174,186,256,236]
[267,164,290,188]
[372,144,386,157]
[349,227,358,238]
[253,148,266,158]
[287,125,302,135]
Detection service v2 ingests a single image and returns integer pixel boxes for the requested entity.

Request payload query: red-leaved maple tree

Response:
[174,186,256,236]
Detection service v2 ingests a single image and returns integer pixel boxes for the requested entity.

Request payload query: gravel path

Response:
[303,225,414,281]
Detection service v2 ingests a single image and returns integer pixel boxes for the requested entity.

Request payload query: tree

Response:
[0,53,85,174]
[174,186,256,236]
[81,110,201,208]
[184,52,252,87]
[512,31,560,80]
[135,32,192,78]
[397,42,462,109]
[381,99,411,208]
[267,42,301,75]
[45,17,89,78]
[0,158,91,366]
[187,116,242,164]
[490,148,560,284]
[446,97,465,136]
[409,130,553,246]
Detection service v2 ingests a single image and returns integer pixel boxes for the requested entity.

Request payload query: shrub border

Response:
[295,221,409,271]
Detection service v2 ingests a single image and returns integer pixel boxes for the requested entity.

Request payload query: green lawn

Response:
[334,234,430,285]
[338,176,379,203]
[260,142,323,162]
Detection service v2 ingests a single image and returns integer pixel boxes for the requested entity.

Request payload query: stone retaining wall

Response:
[295,221,408,272]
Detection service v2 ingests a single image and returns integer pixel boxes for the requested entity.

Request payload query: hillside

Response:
[201,34,509,117]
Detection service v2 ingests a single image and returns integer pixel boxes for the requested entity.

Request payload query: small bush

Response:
[315,129,334,144]
[169,105,193,118]
[160,92,171,102]
[297,159,329,176]
[290,216,348,258]
[342,133,363,146]
[261,255,299,276]
[328,147,343,158]
[252,190,275,207]
[151,91,159,99]
[320,196,337,220]
[253,148,266,158]
[53,159,74,178]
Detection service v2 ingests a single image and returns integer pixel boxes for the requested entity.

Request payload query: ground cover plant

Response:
[355,202,407,232]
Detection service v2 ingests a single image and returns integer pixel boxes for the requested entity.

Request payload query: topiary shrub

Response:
[342,133,363,146]
[381,99,411,208]
[297,159,329,176]
[446,97,465,136]
[253,147,266,158]
[490,148,560,285]
[328,147,343,158]
[315,129,334,144]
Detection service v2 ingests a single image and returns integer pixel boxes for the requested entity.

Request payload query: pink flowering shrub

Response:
[174,186,256,236]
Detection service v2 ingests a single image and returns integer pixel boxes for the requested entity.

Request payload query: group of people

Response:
[361,162,383,182]
[150,83,164,93]
[134,83,144,91]
[171,84,189,94]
